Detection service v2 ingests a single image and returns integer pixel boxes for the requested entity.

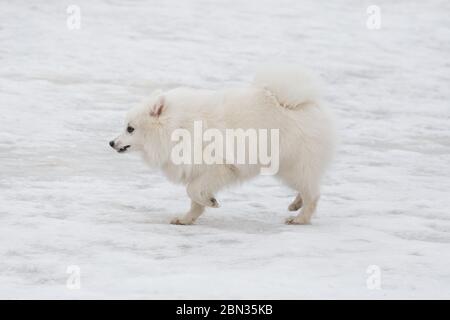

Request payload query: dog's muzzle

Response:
[109,141,130,153]
[118,145,130,153]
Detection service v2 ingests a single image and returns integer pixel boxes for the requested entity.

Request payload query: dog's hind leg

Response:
[285,192,319,225]
[285,181,320,225]
[288,193,303,211]
[281,166,321,225]
[170,200,205,225]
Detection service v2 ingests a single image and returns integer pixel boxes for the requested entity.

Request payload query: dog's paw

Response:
[198,190,220,208]
[170,216,194,225]
[285,215,310,225]
[195,192,220,208]
[288,202,302,211]
[288,197,303,211]
[187,185,220,208]
[209,197,220,208]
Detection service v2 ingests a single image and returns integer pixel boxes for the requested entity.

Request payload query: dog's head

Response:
[109,90,167,155]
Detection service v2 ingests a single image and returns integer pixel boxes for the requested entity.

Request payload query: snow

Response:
[1,0,449,299]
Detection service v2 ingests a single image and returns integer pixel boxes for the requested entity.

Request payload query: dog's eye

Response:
[127,126,134,134]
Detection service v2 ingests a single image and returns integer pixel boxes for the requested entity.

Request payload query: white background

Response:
[0,0,449,298]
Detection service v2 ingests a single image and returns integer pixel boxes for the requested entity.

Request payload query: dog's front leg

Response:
[171,165,237,225]
[170,177,217,225]
[186,177,220,208]
[170,200,205,225]
[185,165,238,209]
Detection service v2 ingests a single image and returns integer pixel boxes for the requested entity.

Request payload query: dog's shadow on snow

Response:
[109,201,325,236]
[142,213,318,235]
[111,201,324,235]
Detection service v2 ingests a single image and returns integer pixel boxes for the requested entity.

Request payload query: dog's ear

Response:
[150,95,165,117]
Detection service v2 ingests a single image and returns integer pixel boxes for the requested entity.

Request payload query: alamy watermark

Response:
[366,5,381,30]
[170,121,280,175]
[66,265,81,290]
[366,265,382,290]
[66,5,81,30]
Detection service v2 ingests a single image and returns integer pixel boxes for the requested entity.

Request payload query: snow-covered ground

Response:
[1,0,449,299]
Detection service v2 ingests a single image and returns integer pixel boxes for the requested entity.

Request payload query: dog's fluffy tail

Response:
[254,65,320,109]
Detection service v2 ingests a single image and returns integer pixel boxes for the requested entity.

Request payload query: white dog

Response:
[110,65,335,225]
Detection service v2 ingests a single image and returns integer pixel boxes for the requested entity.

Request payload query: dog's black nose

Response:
[109,140,115,147]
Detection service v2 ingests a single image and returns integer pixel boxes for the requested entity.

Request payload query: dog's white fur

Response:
[111,65,335,225]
